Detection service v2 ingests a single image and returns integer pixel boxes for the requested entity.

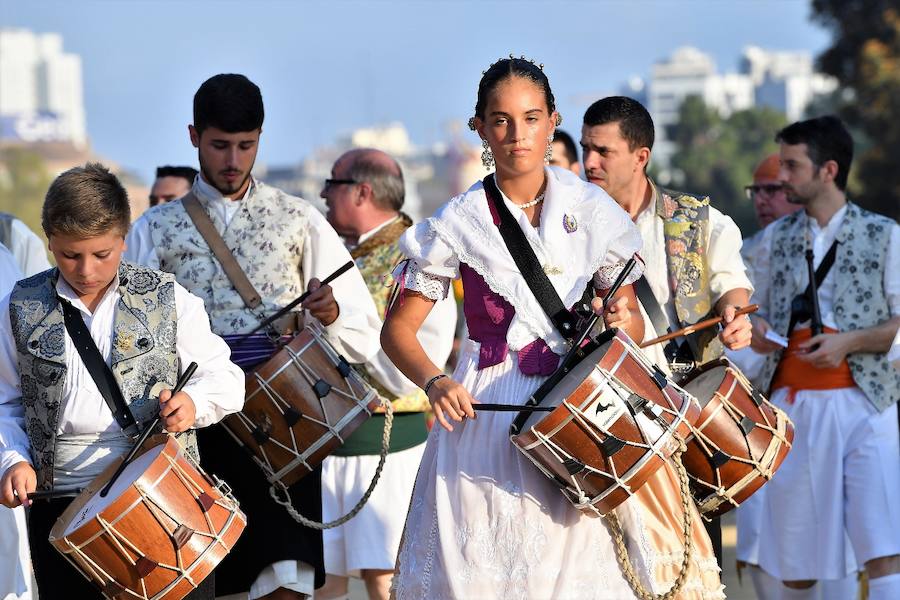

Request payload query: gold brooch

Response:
[543,265,563,275]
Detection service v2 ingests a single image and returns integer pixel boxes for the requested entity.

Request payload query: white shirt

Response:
[634,199,753,372]
[124,176,382,365]
[349,217,457,397]
[3,217,50,277]
[750,204,900,329]
[0,272,246,473]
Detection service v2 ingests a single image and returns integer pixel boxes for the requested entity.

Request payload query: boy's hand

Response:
[1,461,37,508]
[159,389,196,433]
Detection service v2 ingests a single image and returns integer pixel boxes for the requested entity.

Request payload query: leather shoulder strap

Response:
[182,192,262,309]
[483,175,577,339]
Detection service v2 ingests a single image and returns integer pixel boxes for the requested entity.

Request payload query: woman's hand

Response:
[591,296,631,330]
[426,375,478,432]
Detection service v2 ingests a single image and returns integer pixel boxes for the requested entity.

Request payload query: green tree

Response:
[0,147,52,241]
[812,0,900,221]
[669,96,787,236]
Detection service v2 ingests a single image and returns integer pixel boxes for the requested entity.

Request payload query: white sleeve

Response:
[593,206,644,289]
[173,283,245,427]
[123,215,161,269]
[708,206,754,302]
[301,209,381,365]
[889,327,900,370]
[0,294,31,473]
[9,219,50,277]
[394,219,459,300]
[885,222,900,317]
[364,293,457,397]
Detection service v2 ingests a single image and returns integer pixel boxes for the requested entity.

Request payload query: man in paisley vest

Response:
[581,96,754,565]
[746,116,900,599]
[0,163,245,599]
[317,149,456,600]
[125,75,381,600]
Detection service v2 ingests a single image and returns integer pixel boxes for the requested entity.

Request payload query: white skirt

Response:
[322,441,425,576]
[755,386,900,580]
[391,340,681,600]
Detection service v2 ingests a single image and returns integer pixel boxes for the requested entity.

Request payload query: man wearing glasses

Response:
[317,148,456,600]
[125,74,381,600]
[741,153,802,271]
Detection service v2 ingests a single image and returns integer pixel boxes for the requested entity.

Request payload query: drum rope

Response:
[605,438,694,600]
[268,398,394,530]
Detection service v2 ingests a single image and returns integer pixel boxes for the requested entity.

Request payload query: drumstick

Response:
[475,404,554,412]
[639,305,758,348]
[99,362,198,498]
[234,260,356,343]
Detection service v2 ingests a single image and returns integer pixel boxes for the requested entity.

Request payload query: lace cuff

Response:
[593,259,643,290]
[400,260,451,301]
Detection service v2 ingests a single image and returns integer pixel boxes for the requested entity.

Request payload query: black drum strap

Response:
[788,239,839,332]
[483,174,578,340]
[633,275,680,362]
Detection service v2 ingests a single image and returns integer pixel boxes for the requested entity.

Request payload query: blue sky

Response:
[1,0,831,184]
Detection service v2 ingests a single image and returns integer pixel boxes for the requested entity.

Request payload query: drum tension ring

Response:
[314,379,332,399]
[709,449,731,468]
[336,356,351,378]
[103,581,127,598]
[172,524,195,549]
[252,414,273,445]
[563,457,586,476]
[739,416,756,436]
[283,406,302,427]
[651,365,668,391]
[600,435,626,457]
[135,555,158,577]
[750,388,764,407]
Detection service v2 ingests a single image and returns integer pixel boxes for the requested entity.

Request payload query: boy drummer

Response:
[0,163,244,599]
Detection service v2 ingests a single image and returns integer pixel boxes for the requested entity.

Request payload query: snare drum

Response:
[511,329,701,516]
[49,436,245,600]
[679,358,794,517]
[222,323,378,486]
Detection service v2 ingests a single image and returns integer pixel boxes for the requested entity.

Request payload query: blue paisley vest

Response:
[8,261,194,489]
[757,203,900,411]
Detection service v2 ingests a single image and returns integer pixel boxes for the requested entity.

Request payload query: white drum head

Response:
[520,340,617,432]
[63,444,166,537]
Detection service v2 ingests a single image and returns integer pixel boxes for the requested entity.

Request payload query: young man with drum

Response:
[317,148,456,600]
[581,96,754,566]
[747,116,900,600]
[0,162,245,599]
[381,57,724,599]
[125,74,381,600]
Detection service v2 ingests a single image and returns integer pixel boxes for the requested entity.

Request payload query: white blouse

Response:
[397,167,643,354]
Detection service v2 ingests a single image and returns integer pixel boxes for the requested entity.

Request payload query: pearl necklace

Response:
[516,192,545,210]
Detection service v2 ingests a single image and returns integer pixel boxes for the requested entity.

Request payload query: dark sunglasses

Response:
[744,183,783,199]
[324,178,358,188]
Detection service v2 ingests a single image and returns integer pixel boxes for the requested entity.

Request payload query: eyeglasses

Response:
[744,183,784,199]
[323,178,358,188]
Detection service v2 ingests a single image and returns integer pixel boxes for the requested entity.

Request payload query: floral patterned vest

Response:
[144,181,310,335]
[652,180,723,364]
[757,203,900,411]
[8,262,192,490]
[352,214,429,413]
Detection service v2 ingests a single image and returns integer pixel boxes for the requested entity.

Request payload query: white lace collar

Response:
[425,167,639,353]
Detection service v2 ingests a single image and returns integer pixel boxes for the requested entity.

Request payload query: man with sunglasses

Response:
[741,154,802,272]
[125,74,381,600]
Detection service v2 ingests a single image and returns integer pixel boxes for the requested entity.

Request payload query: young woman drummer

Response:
[381,57,723,599]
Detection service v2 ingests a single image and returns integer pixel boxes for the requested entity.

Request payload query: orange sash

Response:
[771,327,855,400]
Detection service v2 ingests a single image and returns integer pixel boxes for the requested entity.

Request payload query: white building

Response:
[638,46,836,170]
[0,28,87,147]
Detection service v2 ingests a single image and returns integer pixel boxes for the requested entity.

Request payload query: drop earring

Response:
[545,135,554,164]
[481,140,495,169]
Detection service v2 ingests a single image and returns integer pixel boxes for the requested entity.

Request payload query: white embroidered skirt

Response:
[392,340,675,600]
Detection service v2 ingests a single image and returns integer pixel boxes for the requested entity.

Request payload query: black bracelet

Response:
[423,373,448,395]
